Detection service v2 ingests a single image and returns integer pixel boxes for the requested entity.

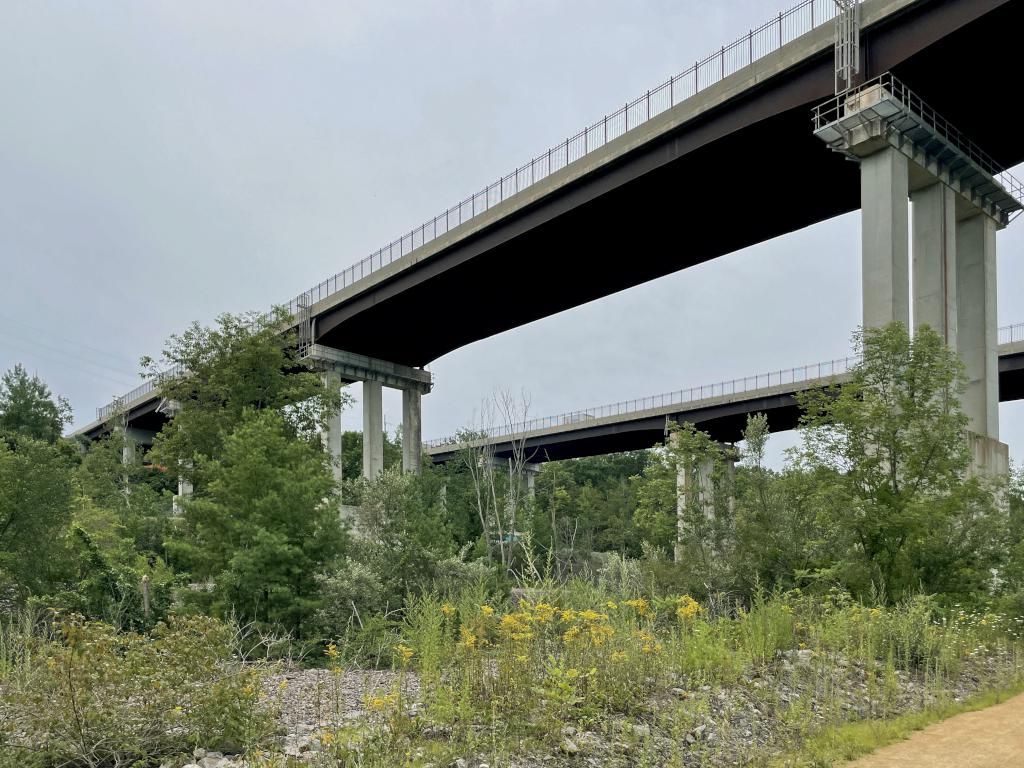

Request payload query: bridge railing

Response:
[282,0,842,316]
[1001,322,1024,345]
[96,363,185,421]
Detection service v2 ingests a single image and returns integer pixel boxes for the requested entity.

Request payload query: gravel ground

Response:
[243,649,1019,766]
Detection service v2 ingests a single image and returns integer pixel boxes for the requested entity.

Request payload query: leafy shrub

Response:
[0,614,278,767]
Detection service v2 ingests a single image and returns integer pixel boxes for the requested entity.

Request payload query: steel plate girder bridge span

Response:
[425,325,1024,466]
[304,0,1023,367]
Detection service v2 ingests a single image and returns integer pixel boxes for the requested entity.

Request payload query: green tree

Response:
[77,431,174,555]
[169,410,345,635]
[796,323,1000,600]
[0,434,74,594]
[146,309,346,490]
[345,466,455,605]
[0,364,71,443]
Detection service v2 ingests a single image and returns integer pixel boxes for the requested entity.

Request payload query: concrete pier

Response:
[861,147,909,329]
[173,474,193,516]
[674,456,715,564]
[912,182,958,345]
[402,389,422,474]
[362,379,384,479]
[957,214,1000,441]
[322,371,344,487]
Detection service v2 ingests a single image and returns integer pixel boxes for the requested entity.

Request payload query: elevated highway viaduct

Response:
[74,0,1024,481]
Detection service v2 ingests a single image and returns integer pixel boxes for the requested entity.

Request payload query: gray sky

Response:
[1,0,1022,468]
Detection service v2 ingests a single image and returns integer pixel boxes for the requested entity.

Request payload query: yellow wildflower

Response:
[325,642,340,659]
[675,595,701,621]
[458,626,477,650]
[624,598,652,618]
[480,604,495,616]
[441,602,456,617]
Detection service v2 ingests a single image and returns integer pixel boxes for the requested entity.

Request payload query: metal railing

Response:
[426,321,1024,449]
[812,72,1024,215]
[96,363,184,421]
[281,0,843,316]
[1001,322,1024,346]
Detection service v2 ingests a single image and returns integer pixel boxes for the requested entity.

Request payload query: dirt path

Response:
[848,692,1024,767]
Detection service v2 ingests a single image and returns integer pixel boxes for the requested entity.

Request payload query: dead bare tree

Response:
[456,389,534,570]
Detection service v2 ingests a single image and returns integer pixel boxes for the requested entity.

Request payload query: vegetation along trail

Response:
[848,692,1024,767]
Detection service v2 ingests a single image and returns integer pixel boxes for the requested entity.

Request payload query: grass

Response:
[291,584,1024,766]
[765,681,1024,767]
[4,586,1023,767]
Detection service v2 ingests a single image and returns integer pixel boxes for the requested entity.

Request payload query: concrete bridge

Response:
[74,0,1024,483]
[425,323,1024,467]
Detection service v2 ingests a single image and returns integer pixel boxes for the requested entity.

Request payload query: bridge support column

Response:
[322,371,344,487]
[524,462,540,501]
[120,427,155,465]
[362,380,385,480]
[957,213,1008,477]
[912,182,958,345]
[861,147,910,329]
[402,389,422,474]
[173,474,193,516]
[674,456,715,564]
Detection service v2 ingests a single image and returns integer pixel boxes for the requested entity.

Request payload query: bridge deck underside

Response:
[316,0,1023,367]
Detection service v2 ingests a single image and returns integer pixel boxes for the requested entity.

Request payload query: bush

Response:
[0,614,279,766]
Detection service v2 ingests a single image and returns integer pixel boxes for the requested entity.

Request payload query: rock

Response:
[685,733,696,744]
[632,723,650,739]
[450,760,468,768]
[560,738,579,754]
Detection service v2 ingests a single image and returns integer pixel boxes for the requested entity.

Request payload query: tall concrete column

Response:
[674,454,714,564]
[173,474,193,516]
[362,379,385,479]
[861,148,910,329]
[912,182,958,345]
[956,213,1000,440]
[321,371,344,487]
[523,463,539,501]
[401,388,422,474]
[120,427,153,465]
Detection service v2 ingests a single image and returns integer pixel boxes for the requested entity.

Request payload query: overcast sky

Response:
[1,0,1022,468]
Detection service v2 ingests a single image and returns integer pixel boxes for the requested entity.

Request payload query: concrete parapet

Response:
[967,432,1009,479]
